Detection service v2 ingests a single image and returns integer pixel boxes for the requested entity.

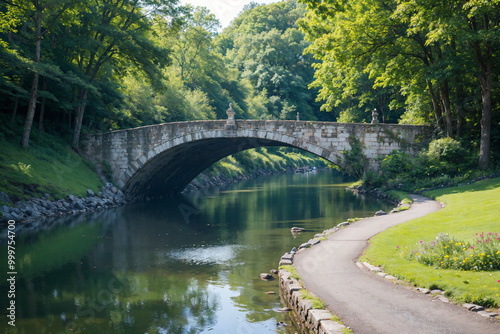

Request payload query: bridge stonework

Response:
[82,120,431,199]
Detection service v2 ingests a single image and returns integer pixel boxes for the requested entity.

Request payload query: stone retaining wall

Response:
[279,268,347,334]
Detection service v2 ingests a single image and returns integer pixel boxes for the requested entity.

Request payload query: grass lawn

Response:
[361,177,500,308]
[0,118,103,202]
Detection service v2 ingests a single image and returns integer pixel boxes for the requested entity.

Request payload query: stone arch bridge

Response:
[82,120,431,199]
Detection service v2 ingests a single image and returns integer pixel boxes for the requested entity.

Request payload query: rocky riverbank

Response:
[0,166,307,224]
[347,186,400,205]
[182,167,298,193]
[0,183,127,224]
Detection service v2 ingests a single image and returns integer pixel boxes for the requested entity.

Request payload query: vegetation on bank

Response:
[200,147,326,181]
[350,137,499,195]
[361,178,500,308]
[0,115,103,203]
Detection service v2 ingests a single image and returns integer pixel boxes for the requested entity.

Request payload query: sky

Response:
[180,0,281,29]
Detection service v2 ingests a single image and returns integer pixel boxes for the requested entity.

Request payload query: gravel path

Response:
[294,195,500,334]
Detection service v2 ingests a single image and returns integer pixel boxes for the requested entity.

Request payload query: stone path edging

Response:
[278,222,358,333]
[358,261,499,319]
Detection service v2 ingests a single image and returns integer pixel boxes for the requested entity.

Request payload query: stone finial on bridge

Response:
[371,108,379,124]
[225,103,237,129]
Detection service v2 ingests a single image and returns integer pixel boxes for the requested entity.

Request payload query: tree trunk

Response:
[474,33,493,170]
[427,80,443,132]
[39,76,48,131]
[454,84,466,139]
[21,11,42,149]
[477,50,492,170]
[10,72,25,125]
[72,89,88,149]
[440,80,453,137]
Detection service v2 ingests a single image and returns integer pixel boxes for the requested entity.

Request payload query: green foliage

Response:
[298,0,500,169]
[0,115,103,200]
[402,233,500,271]
[279,265,300,280]
[380,151,413,180]
[427,138,468,165]
[218,0,326,121]
[337,137,368,179]
[201,147,326,181]
[457,293,498,309]
[384,190,413,204]
[365,139,480,193]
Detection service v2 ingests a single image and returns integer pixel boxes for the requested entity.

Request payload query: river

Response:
[0,170,393,334]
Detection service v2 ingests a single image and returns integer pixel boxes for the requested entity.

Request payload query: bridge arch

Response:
[82,120,431,199]
[123,129,339,199]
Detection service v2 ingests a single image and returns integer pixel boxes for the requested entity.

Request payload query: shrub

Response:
[380,150,413,179]
[427,137,467,164]
[401,232,500,271]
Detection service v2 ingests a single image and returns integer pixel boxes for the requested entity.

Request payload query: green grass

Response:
[361,178,500,308]
[385,190,413,204]
[0,118,103,202]
[300,290,326,309]
[279,265,301,280]
[200,147,327,181]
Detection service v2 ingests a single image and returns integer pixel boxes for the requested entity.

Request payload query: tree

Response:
[393,0,499,168]
[220,0,320,120]
[299,0,499,168]
[1,0,77,148]
[68,0,180,149]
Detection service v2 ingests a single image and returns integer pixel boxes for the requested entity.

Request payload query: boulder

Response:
[1,205,11,214]
[73,201,86,210]
[0,191,12,205]
[260,273,273,280]
[86,189,96,197]
[375,210,388,216]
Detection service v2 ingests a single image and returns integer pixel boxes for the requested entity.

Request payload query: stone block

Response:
[298,298,314,319]
[279,259,293,266]
[288,284,302,294]
[308,238,321,246]
[319,320,346,334]
[308,309,333,330]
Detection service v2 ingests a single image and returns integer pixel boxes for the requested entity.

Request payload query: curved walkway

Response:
[294,195,500,334]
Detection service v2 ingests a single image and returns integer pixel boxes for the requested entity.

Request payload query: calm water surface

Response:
[0,170,392,333]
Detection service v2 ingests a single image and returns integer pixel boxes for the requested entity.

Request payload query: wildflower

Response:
[497,280,500,283]
[396,246,399,249]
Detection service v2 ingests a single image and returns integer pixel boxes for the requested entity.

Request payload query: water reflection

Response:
[0,170,392,333]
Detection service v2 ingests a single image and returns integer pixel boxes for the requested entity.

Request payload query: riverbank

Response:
[0,183,127,223]
[289,194,500,333]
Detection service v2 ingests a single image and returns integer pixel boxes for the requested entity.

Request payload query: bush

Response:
[427,137,467,164]
[367,137,481,193]
[401,232,500,271]
[380,150,413,179]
